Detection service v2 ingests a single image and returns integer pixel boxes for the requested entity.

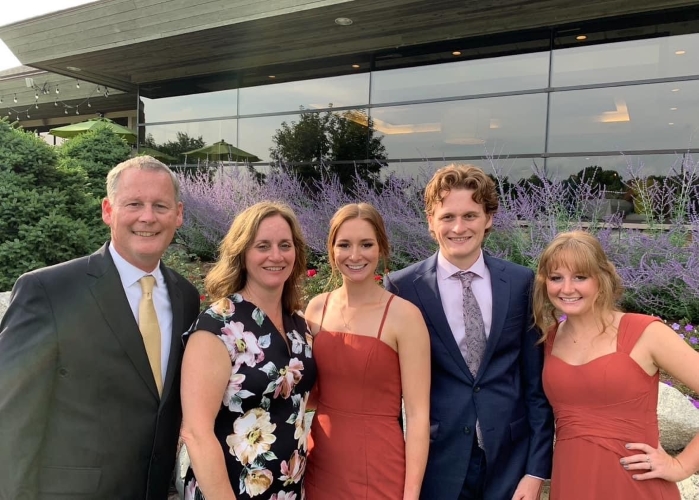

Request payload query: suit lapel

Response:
[477,254,509,379]
[88,244,160,399]
[160,264,184,405]
[414,255,472,381]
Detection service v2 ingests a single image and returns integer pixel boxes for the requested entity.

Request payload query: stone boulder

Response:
[0,291,10,320]
[659,382,699,452]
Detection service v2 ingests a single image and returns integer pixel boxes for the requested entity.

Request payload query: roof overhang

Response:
[2,0,699,97]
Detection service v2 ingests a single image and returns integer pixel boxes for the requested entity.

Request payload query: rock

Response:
[659,382,699,452]
[678,474,699,500]
[0,291,10,321]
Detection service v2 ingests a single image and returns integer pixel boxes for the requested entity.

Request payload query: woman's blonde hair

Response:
[326,203,391,282]
[533,231,623,343]
[205,201,307,313]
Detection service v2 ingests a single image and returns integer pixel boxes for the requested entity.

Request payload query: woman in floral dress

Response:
[180,201,316,500]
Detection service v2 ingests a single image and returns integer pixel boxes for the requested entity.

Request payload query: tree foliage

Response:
[58,125,131,199]
[143,131,214,178]
[0,118,106,290]
[269,107,387,190]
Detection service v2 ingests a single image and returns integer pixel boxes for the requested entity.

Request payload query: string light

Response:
[54,99,58,107]
[55,86,59,94]
[75,108,79,115]
[0,96,3,104]
[76,79,80,89]
[87,101,91,108]
[34,92,38,100]
[13,94,17,103]
[35,103,38,109]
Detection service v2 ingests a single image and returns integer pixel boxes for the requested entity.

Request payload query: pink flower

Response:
[306,269,317,278]
[220,321,265,370]
[279,450,306,485]
[274,358,304,399]
[270,492,297,500]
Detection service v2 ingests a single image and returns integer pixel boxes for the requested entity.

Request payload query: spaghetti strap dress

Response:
[543,313,680,500]
[305,293,405,499]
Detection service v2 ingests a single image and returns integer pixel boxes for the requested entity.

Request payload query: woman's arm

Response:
[303,294,326,411]
[180,331,237,500]
[395,300,431,500]
[623,321,699,481]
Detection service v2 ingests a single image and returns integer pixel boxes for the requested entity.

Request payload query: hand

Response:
[621,442,689,482]
[511,475,543,500]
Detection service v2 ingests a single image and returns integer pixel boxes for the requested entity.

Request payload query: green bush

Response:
[0,118,107,290]
[58,126,131,199]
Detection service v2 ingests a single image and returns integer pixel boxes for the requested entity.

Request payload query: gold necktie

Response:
[139,275,163,395]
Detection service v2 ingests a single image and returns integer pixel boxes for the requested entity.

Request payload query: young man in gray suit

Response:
[384,164,553,499]
[0,156,200,500]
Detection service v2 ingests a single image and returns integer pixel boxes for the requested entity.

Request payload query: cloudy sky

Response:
[0,1,98,71]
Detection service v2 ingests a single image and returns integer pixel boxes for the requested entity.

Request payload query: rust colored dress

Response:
[305,294,405,499]
[543,313,680,500]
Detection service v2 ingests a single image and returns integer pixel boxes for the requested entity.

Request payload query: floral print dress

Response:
[183,294,317,500]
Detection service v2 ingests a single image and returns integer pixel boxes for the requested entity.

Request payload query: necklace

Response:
[338,289,386,330]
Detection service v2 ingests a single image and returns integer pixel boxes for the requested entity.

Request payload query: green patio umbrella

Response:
[134,146,177,163]
[184,140,261,162]
[49,117,137,144]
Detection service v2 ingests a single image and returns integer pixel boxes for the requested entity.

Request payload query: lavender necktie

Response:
[456,271,486,449]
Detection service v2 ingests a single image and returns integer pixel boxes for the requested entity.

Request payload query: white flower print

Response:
[223,373,255,413]
[226,408,277,466]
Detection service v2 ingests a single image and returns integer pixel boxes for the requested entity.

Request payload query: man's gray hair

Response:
[106,155,181,202]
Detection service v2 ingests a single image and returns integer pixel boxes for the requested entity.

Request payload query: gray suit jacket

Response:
[0,243,200,500]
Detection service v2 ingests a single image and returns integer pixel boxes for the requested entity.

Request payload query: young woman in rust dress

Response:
[534,231,699,500]
[304,203,430,499]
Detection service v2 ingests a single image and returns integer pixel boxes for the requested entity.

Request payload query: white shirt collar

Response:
[436,249,486,281]
[108,243,164,289]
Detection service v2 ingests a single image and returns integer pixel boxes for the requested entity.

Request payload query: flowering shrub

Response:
[177,154,699,322]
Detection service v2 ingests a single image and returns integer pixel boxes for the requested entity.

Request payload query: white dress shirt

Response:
[109,243,173,384]
[436,250,493,347]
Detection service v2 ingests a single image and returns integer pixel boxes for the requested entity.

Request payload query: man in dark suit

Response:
[0,156,200,500]
[384,164,554,500]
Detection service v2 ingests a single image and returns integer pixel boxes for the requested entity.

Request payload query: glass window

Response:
[239,73,370,115]
[545,154,688,181]
[371,52,550,104]
[552,33,699,87]
[140,89,237,124]
[548,81,699,153]
[371,94,547,160]
[238,116,283,163]
[139,119,237,155]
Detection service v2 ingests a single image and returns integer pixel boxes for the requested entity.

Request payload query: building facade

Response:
[2,1,699,183]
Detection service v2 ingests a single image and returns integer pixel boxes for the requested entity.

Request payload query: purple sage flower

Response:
[663,380,674,387]
[558,315,567,322]
[694,399,699,410]
[685,324,695,332]
[690,337,698,345]
[671,323,681,331]
[679,334,686,340]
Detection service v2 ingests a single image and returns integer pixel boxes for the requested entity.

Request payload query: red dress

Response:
[543,313,680,500]
[305,294,405,499]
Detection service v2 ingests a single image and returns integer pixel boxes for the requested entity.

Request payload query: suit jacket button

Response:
[474,386,481,393]
[58,368,68,377]
[464,426,471,434]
